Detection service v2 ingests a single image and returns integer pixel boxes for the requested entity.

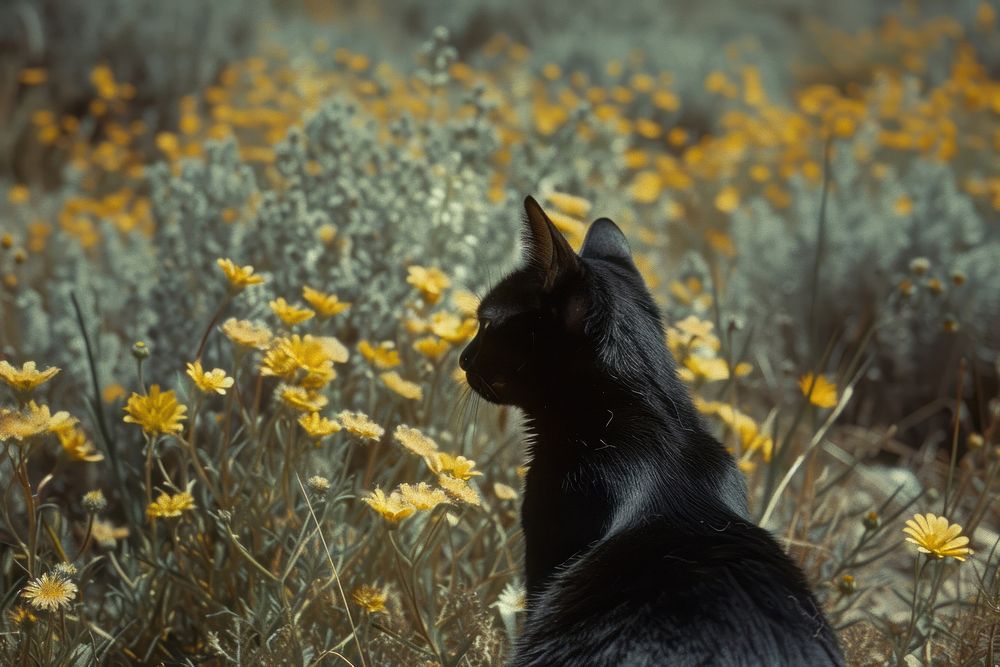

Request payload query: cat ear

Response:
[522,195,579,289]
[580,218,632,263]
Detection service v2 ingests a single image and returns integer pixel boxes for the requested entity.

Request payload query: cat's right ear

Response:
[580,218,632,264]
[522,195,580,289]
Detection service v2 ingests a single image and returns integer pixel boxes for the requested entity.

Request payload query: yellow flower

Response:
[8,605,38,625]
[798,373,838,409]
[714,186,740,214]
[298,412,341,439]
[352,584,388,613]
[362,487,415,523]
[380,372,423,400]
[494,482,519,501]
[186,360,234,395]
[413,336,451,361]
[8,184,30,204]
[269,298,315,325]
[393,425,439,458]
[340,410,385,441]
[302,285,351,317]
[146,491,196,519]
[429,312,478,343]
[21,573,77,612]
[0,402,73,442]
[277,384,328,412]
[57,426,104,462]
[893,195,914,216]
[451,290,480,317]
[903,513,973,561]
[428,452,482,480]
[398,482,449,511]
[123,385,187,435]
[0,360,60,393]
[668,277,713,312]
[546,191,593,219]
[437,474,480,506]
[697,401,773,462]
[406,265,451,304]
[221,318,273,349]
[216,258,265,289]
[358,340,401,369]
[91,519,129,548]
[261,335,347,388]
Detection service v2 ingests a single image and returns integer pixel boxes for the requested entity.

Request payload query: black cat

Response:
[459,197,844,666]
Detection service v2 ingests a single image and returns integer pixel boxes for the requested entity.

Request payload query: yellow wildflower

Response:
[380,372,423,400]
[406,265,451,304]
[494,482,519,501]
[413,336,451,361]
[146,491,196,519]
[216,258,265,290]
[57,426,104,462]
[302,285,351,317]
[893,195,914,216]
[185,360,234,395]
[298,412,341,439]
[714,186,740,214]
[91,519,129,549]
[798,373,839,409]
[261,335,347,388]
[269,298,315,325]
[221,318,273,350]
[277,384,328,412]
[451,290,480,317]
[340,410,385,441]
[393,425,438,458]
[358,340,401,368]
[398,482,449,511]
[903,513,973,561]
[437,474,480,506]
[8,605,38,625]
[8,184,30,204]
[430,312,478,343]
[352,584,388,613]
[428,452,482,480]
[0,360,60,393]
[362,487,415,523]
[21,573,77,612]
[0,402,73,442]
[123,385,187,435]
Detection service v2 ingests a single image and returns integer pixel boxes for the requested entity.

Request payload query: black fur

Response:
[459,197,844,666]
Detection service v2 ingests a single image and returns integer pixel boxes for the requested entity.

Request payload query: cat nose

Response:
[459,347,471,371]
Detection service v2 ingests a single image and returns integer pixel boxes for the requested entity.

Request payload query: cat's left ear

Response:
[522,195,580,289]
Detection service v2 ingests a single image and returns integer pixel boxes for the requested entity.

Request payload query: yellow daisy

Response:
[358,340,401,369]
[799,373,838,409]
[413,336,451,361]
[429,312,478,343]
[302,285,351,317]
[494,482,519,501]
[362,487,415,523]
[397,482,449,511]
[380,372,423,400]
[146,491,196,519]
[123,385,187,435]
[352,584,388,613]
[277,384,328,412]
[393,425,439,458]
[546,191,592,218]
[220,318,273,350]
[186,360,234,395]
[340,410,385,441]
[269,297,315,326]
[216,258,265,290]
[0,360,60,393]
[0,402,73,442]
[57,426,104,462]
[21,573,77,612]
[437,474,480,506]
[406,265,451,304]
[298,412,341,439]
[428,452,482,480]
[903,513,973,561]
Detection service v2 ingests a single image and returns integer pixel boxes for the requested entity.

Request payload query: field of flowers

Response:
[1,1,998,664]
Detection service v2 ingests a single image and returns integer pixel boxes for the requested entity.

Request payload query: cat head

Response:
[459,196,666,409]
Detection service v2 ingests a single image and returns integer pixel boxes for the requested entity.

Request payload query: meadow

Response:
[0,1,998,664]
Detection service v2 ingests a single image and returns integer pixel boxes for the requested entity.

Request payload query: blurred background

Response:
[1,0,999,664]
